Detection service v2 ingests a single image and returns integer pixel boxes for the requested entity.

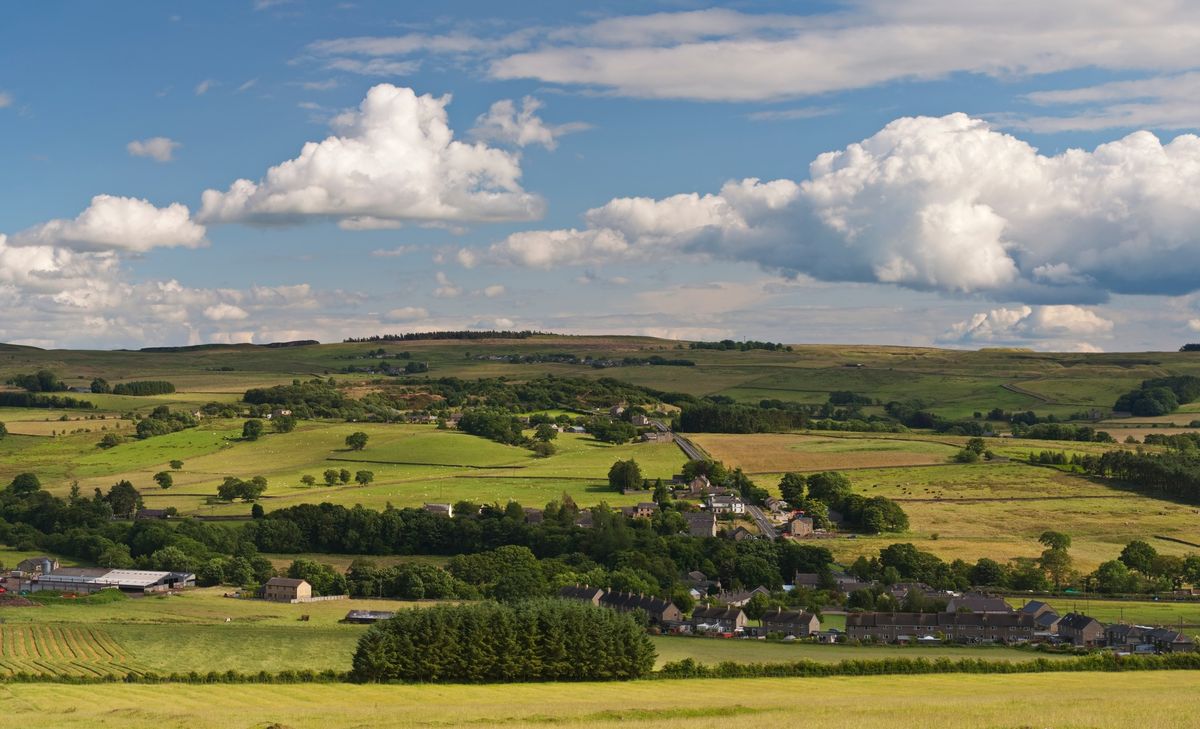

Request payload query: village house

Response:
[713,585,770,607]
[423,503,453,518]
[1105,624,1196,653]
[785,516,814,538]
[706,494,745,515]
[833,572,872,594]
[620,502,658,519]
[135,508,170,520]
[600,591,682,625]
[1057,613,1104,647]
[692,605,748,634]
[1018,600,1061,635]
[262,577,312,603]
[684,511,717,538]
[558,584,604,606]
[630,414,651,427]
[762,607,821,637]
[727,526,756,541]
[846,611,1036,644]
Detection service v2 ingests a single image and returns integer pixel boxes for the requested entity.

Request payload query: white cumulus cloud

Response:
[939,305,1114,347]
[10,195,206,253]
[470,96,588,150]
[127,137,181,162]
[383,306,429,322]
[203,303,250,321]
[198,84,543,227]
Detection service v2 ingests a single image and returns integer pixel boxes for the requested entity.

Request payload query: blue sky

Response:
[3,1,1200,350]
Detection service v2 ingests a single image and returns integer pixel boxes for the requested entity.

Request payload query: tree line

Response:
[351,600,655,683]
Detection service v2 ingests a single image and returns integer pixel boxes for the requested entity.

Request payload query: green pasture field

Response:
[1,672,1198,729]
[9,419,686,514]
[751,461,1200,571]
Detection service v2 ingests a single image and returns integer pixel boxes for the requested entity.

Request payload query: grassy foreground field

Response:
[1,672,1198,728]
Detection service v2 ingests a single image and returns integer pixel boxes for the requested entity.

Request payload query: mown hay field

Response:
[0,625,144,677]
[2,672,1199,729]
[689,433,960,473]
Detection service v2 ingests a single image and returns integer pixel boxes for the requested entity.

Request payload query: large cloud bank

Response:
[478,113,1200,302]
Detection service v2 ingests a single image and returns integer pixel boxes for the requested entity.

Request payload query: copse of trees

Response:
[216,476,268,502]
[1078,449,1200,504]
[351,599,656,683]
[689,339,792,352]
[777,470,908,534]
[135,406,197,439]
[7,370,68,392]
[112,381,176,396]
[1114,376,1200,416]
[1011,422,1115,443]
[457,409,525,446]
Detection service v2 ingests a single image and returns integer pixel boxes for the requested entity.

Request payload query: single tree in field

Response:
[534,423,558,442]
[323,469,339,486]
[607,459,642,492]
[301,474,316,487]
[169,459,184,470]
[271,415,297,433]
[251,503,265,519]
[355,470,374,486]
[345,431,369,451]
[242,419,264,441]
[1038,531,1072,551]
[153,471,173,489]
[339,468,352,484]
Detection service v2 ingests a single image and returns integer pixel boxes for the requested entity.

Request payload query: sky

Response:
[4,1,1200,351]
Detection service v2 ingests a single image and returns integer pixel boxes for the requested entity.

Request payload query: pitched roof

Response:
[945,594,1013,613]
[1057,612,1101,630]
[762,609,819,625]
[692,606,746,621]
[846,611,1035,628]
[558,584,604,601]
[599,590,677,614]
[265,577,308,588]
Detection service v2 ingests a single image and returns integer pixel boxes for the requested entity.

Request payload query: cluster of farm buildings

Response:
[1,557,194,595]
